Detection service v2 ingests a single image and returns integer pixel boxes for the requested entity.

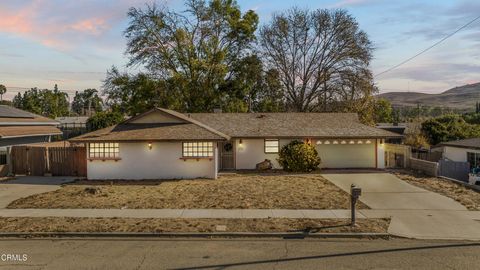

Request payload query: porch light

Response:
[239,139,243,145]
[349,140,355,144]
[365,140,372,144]
[148,142,153,150]
[333,140,339,144]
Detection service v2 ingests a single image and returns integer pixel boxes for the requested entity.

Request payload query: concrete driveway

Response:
[322,173,480,240]
[0,176,75,208]
[321,173,466,210]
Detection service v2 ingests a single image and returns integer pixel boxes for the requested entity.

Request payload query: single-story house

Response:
[70,108,400,180]
[0,105,62,176]
[434,138,480,169]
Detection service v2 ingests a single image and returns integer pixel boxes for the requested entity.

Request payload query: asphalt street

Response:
[0,238,479,269]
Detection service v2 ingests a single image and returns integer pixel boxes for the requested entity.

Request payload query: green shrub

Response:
[277,140,321,172]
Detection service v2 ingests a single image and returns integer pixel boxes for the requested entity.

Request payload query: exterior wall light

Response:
[239,139,243,145]
[148,142,153,150]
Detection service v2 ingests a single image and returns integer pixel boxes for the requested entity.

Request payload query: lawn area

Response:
[391,169,480,210]
[0,217,389,233]
[7,173,367,209]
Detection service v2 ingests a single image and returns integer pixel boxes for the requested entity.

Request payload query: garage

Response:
[316,139,377,168]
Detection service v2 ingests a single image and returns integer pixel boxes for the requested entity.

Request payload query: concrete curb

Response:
[0,231,390,239]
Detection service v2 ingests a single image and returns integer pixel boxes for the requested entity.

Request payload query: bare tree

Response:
[259,8,373,112]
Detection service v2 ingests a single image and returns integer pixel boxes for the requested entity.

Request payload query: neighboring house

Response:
[70,108,400,180]
[0,105,62,176]
[55,116,88,139]
[376,123,406,144]
[434,138,480,169]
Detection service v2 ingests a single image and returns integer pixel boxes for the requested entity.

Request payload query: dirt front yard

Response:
[8,173,366,209]
[0,217,388,233]
[391,169,480,210]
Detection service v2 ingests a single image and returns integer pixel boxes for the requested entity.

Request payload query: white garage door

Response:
[316,143,376,168]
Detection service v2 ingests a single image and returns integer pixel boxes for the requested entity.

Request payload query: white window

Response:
[88,142,119,159]
[265,139,279,153]
[467,152,480,169]
[182,142,214,157]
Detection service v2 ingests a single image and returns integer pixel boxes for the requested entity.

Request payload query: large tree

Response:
[422,114,480,145]
[259,8,374,113]
[121,0,258,113]
[0,84,6,101]
[71,89,103,116]
[12,85,69,118]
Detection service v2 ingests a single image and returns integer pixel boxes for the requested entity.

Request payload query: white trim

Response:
[0,133,61,139]
[0,122,59,126]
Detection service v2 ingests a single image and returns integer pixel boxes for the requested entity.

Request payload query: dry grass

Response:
[391,169,480,210]
[8,173,367,209]
[0,217,389,233]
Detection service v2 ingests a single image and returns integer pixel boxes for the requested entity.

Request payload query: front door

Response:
[219,141,235,170]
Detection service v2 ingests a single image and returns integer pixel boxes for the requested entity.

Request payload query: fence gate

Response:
[11,146,47,176]
[49,147,87,177]
[11,145,86,177]
[438,159,470,182]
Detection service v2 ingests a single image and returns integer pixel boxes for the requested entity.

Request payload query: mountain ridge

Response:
[377,82,480,110]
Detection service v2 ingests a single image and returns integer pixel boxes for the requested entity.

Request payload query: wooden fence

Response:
[11,146,86,177]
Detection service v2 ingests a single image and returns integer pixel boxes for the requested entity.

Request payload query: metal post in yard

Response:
[350,184,362,226]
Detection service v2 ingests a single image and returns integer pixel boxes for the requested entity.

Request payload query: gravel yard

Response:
[0,217,389,233]
[391,169,480,210]
[8,172,367,209]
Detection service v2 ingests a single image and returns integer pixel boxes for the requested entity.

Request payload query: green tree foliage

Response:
[463,112,480,125]
[12,85,69,118]
[86,111,124,131]
[277,140,321,172]
[421,114,480,145]
[0,84,6,101]
[71,89,103,116]
[104,67,182,116]
[121,0,259,113]
[373,98,393,123]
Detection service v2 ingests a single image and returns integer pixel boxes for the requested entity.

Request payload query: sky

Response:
[0,0,479,100]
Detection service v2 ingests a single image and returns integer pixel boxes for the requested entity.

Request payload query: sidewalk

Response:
[0,208,375,219]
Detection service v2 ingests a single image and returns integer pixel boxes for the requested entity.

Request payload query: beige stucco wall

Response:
[234,138,384,169]
[316,140,379,168]
[87,142,217,180]
[235,138,293,169]
[443,146,480,162]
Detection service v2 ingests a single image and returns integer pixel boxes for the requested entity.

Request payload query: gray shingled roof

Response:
[438,138,480,150]
[189,112,400,138]
[70,123,227,142]
[71,109,400,142]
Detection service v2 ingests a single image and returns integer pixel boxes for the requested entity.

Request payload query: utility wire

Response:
[375,14,480,78]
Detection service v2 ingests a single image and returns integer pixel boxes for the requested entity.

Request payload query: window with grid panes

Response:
[88,142,119,159]
[264,139,279,153]
[182,142,214,157]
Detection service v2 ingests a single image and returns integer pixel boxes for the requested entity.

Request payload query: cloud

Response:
[0,0,147,51]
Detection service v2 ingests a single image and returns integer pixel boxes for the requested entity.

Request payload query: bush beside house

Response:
[278,140,321,172]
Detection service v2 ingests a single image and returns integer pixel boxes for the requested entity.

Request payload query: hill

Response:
[377,83,480,111]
